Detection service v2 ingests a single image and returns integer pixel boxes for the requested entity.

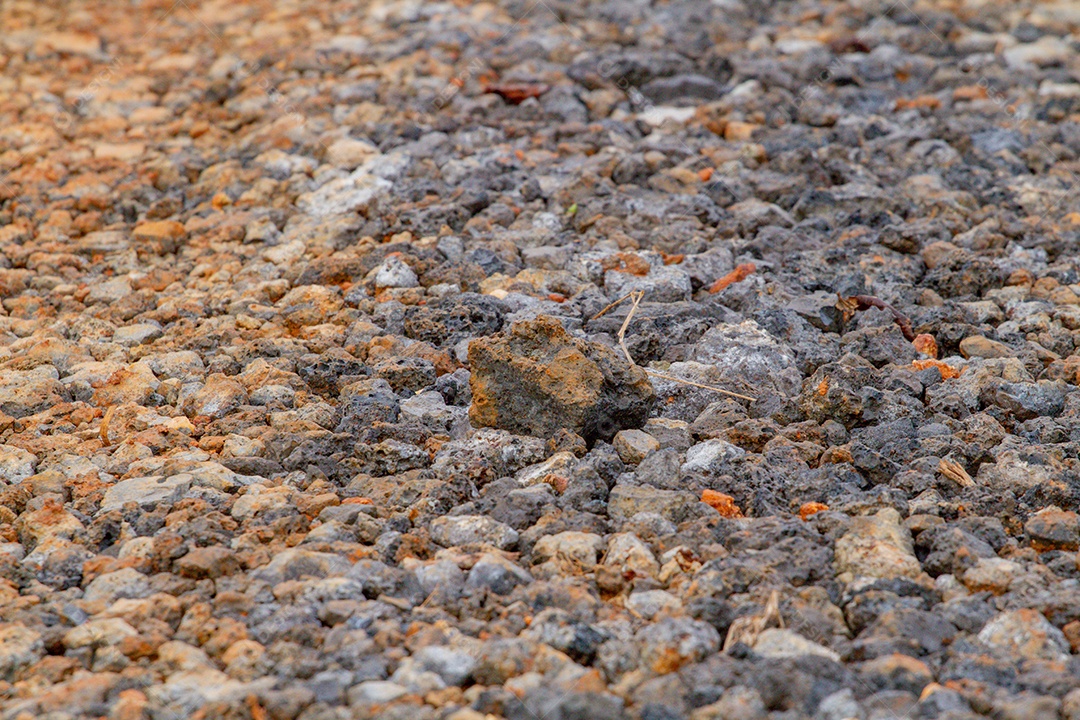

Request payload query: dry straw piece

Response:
[593,290,756,403]
[938,458,974,487]
[723,589,783,651]
[100,405,117,447]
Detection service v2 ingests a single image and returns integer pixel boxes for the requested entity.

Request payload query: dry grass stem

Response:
[100,405,116,447]
[590,291,637,321]
[723,589,784,651]
[605,290,756,402]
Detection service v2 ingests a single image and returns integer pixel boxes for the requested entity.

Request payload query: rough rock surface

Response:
[468,316,655,442]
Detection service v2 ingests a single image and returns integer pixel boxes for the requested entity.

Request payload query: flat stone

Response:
[626,589,682,619]
[0,366,66,418]
[752,628,841,662]
[429,515,519,550]
[0,445,37,482]
[296,168,392,217]
[326,138,379,169]
[642,418,693,452]
[690,321,801,397]
[612,429,660,464]
[978,609,1070,662]
[82,567,152,604]
[1025,507,1080,551]
[113,323,164,346]
[960,336,1013,359]
[681,439,746,474]
[63,618,139,648]
[532,531,605,568]
[34,31,102,55]
[465,553,532,595]
[834,508,923,582]
[0,624,43,681]
[99,475,192,513]
[251,549,351,584]
[607,484,699,523]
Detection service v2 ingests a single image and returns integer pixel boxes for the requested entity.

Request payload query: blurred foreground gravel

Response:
[1,0,1080,718]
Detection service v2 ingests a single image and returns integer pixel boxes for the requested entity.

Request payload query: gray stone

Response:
[608,483,699,523]
[690,321,801,397]
[465,553,533,594]
[430,515,519,550]
[0,366,67,418]
[297,167,393,217]
[183,373,248,419]
[788,292,844,333]
[642,418,693,452]
[0,625,43,681]
[604,265,692,303]
[636,618,720,673]
[0,445,36,482]
[752,628,840,662]
[82,567,152,604]
[681,439,745,474]
[977,609,1069,662]
[413,645,476,686]
[114,322,163,346]
[99,474,192,513]
[347,680,408,707]
[414,560,465,596]
[625,590,682,619]
[612,429,660,464]
[253,549,352,585]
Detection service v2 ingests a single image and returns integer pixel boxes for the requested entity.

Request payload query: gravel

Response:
[1,0,1080,718]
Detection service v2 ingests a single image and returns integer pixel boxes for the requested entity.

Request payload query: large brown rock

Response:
[468,316,655,442]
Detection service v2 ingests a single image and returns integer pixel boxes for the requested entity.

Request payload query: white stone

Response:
[0,445,36,482]
[752,628,840,662]
[373,255,419,289]
[681,439,746,474]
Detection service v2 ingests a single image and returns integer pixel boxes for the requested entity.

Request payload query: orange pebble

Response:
[708,263,755,293]
[702,490,744,518]
[799,502,829,520]
[912,333,938,358]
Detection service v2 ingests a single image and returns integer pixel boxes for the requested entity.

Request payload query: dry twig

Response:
[615,290,645,366]
[938,458,974,487]
[100,405,117,446]
[723,589,784,651]
[590,291,637,321]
